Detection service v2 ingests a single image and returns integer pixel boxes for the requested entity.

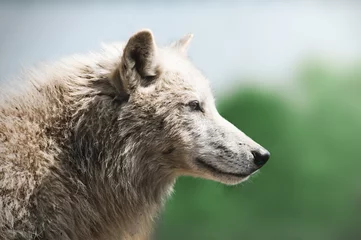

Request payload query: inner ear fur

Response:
[123,30,161,78]
[111,29,162,95]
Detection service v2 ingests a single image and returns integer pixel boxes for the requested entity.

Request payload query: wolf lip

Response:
[195,157,249,178]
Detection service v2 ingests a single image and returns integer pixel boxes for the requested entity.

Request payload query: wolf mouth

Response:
[195,157,249,178]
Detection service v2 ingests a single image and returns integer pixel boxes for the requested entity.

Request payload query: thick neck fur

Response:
[62,88,176,239]
[1,45,177,239]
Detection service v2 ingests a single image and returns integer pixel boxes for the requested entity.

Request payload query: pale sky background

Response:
[0,1,360,93]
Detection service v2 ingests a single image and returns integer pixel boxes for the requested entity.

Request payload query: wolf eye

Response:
[188,100,203,112]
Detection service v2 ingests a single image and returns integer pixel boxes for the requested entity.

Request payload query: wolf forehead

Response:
[156,50,213,100]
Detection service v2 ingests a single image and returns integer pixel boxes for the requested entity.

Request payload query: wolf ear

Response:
[123,29,160,78]
[111,29,161,95]
[171,33,193,55]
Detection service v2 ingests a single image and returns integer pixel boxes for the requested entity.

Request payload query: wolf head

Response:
[110,29,270,185]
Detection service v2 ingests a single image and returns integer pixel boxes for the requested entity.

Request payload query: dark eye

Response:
[188,100,203,112]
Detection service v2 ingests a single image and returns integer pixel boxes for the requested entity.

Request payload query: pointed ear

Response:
[123,29,160,78]
[171,33,193,55]
[111,29,161,95]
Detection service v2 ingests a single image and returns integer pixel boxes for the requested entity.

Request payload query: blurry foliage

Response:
[154,63,361,240]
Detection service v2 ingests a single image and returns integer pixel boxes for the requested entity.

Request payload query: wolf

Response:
[0,29,270,240]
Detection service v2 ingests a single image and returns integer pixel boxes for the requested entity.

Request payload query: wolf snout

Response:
[251,149,270,168]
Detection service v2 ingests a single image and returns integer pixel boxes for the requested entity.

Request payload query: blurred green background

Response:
[1,1,360,240]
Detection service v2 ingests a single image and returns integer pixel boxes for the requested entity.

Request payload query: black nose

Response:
[252,149,270,167]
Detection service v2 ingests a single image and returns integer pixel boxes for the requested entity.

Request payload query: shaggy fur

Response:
[0,30,269,240]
